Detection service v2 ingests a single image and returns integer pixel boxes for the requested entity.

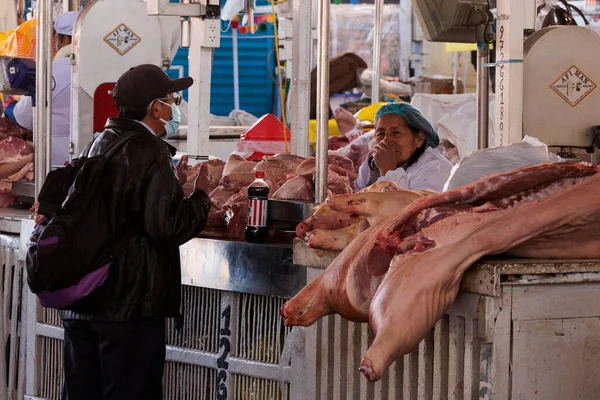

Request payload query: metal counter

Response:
[0,209,33,235]
[292,238,600,399]
[26,235,310,400]
[180,238,306,299]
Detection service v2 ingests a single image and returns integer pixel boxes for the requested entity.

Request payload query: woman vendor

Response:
[355,102,453,192]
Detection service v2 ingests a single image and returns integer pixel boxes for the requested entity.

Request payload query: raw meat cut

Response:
[0,117,32,140]
[324,170,353,195]
[0,181,15,208]
[271,154,306,173]
[281,162,600,329]
[7,162,34,181]
[254,157,289,192]
[272,176,314,201]
[296,154,356,182]
[0,136,34,163]
[219,172,255,191]
[0,136,35,181]
[183,159,226,197]
[204,154,305,239]
[224,189,249,239]
[327,136,349,151]
[360,168,600,381]
[222,154,256,176]
[277,172,298,188]
[332,130,375,171]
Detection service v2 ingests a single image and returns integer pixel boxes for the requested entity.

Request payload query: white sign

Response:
[550,65,597,107]
[104,24,141,56]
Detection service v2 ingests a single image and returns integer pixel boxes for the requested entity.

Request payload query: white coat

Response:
[12,45,72,167]
[356,147,453,192]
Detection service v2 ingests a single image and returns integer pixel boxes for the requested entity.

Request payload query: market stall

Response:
[1,0,600,399]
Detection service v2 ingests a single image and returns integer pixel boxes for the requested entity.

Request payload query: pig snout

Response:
[296,221,310,239]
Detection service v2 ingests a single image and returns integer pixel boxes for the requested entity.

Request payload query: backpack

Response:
[26,130,141,310]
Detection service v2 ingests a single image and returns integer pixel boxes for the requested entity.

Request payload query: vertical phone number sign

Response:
[494,0,524,147]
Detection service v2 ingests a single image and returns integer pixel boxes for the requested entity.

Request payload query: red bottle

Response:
[246,170,270,243]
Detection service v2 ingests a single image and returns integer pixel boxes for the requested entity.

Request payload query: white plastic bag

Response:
[221,0,247,21]
[443,136,564,191]
[411,93,495,160]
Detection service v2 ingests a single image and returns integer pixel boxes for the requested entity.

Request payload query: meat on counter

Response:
[281,162,600,382]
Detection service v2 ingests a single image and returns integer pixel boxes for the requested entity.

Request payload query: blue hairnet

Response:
[375,102,440,148]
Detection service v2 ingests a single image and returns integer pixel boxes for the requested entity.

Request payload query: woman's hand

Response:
[372,141,401,176]
[176,155,188,186]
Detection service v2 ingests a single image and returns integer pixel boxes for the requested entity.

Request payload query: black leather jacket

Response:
[60,118,210,322]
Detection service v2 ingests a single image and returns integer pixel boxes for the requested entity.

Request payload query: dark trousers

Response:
[61,318,166,400]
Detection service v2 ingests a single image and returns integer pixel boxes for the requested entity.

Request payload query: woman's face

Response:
[374,114,425,168]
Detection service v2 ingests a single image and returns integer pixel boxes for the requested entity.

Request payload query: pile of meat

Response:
[183,152,358,239]
[0,118,34,208]
[281,162,600,381]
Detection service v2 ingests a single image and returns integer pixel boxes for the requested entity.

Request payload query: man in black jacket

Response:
[60,64,211,400]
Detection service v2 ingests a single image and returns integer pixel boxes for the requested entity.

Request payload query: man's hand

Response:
[193,164,210,193]
[176,155,188,186]
[372,141,401,176]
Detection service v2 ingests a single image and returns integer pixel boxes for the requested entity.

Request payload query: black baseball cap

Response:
[113,64,193,108]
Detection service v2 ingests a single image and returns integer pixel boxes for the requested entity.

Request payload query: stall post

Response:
[34,0,53,195]
[476,41,489,149]
[494,0,527,146]
[290,0,312,157]
[372,0,384,104]
[315,0,329,203]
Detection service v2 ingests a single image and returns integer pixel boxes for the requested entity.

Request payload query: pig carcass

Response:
[361,165,600,381]
[297,181,434,251]
[303,188,435,251]
[295,181,402,239]
[281,162,600,331]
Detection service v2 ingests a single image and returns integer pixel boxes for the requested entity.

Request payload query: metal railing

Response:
[1,234,28,400]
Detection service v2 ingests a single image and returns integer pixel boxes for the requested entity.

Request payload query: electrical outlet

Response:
[278,18,293,39]
[279,41,292,61]
[203,19,220,48]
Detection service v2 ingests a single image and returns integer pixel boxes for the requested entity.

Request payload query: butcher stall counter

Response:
[292,238,600,400]
[13,222,600,400]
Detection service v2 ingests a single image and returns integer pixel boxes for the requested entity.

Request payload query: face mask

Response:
[158,100,181,138]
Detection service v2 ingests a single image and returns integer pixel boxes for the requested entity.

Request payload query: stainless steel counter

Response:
[292,238,600,295]
[180,238,306,299]
[0,209,33,234]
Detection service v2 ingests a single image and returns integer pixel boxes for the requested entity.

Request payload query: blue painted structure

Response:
[167,0,276,117]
